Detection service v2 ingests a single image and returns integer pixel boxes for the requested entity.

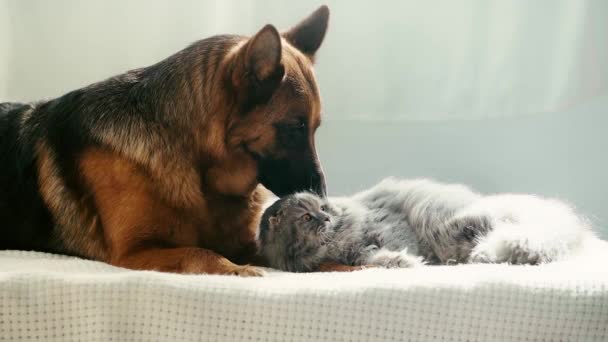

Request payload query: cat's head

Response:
[257,192,339,272]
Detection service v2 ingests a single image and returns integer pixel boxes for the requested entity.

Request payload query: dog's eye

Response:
[290,120,306,131]
[302,214,312,222]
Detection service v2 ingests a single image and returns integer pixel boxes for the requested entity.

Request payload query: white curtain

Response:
[1,0,607,122]
[316,0,608,121]
[0,0,10,99]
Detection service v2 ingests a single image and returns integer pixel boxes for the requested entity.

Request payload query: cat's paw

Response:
[469,239,542,265]
[468,249,496,264]
[503,242,542,265]
[367,248,424,268]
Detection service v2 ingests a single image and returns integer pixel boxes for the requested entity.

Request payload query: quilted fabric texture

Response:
[1,241,607,342]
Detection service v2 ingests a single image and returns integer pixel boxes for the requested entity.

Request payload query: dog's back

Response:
[0,102,26,115]
[0,102,54,252]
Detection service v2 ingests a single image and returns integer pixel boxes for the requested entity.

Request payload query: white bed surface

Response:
[1,241,607,342]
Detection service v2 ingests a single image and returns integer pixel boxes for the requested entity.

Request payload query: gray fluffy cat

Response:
[257,178,594,272]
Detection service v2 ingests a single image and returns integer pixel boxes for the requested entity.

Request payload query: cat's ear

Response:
[269,216,281,228]
[269,208,285,228]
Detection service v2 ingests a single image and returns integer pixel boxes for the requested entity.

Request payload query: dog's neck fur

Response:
[108,35,261,202]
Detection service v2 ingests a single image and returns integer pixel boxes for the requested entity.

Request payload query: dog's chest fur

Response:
[74,147,267,264]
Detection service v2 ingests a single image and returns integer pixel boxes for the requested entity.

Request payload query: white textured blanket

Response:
[1,240,608,342]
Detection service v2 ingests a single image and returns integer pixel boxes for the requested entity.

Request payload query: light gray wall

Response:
[0,1,11,100]
[1,0,606,238]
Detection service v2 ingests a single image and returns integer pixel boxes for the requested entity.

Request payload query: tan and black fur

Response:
[0,6,333,276]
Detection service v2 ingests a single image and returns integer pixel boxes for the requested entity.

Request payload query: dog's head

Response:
[222,6,330,197]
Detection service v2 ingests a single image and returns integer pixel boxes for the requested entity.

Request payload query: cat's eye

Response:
[302,214,312,222]
[320,205,328,212]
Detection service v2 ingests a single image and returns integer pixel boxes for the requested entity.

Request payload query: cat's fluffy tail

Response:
[467,194,594,264]
[469,221,593,264]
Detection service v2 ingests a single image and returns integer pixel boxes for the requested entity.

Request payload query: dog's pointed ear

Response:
[231,24,285,110]
[283,5,329,59]
[246,24,283,81]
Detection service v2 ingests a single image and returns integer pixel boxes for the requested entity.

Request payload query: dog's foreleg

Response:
[112,247,264,276]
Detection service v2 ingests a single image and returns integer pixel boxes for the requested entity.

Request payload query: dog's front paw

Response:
[367,248,424,268]
[227,264,265,277]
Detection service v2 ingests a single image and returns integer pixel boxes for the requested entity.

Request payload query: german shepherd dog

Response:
[0,6,333,276]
